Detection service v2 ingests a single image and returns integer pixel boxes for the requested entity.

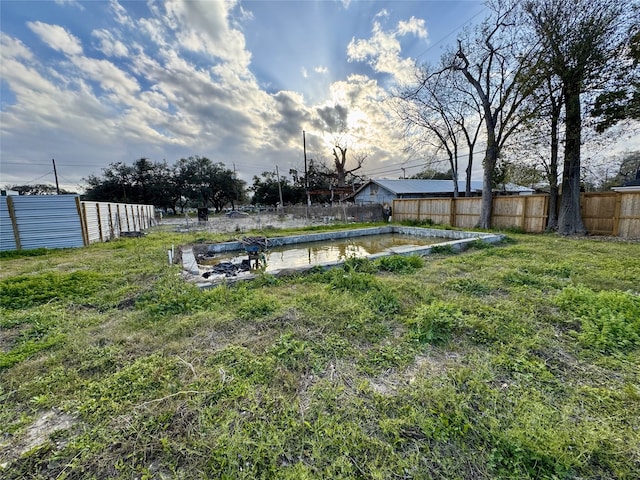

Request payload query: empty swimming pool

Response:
[182,226,504,286]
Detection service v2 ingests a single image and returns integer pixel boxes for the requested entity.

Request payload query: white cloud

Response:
[70,56,140,97]
[91,29,129,57]
[397,16,427,39]
[54,0,84,10]
[375,9,389,19]
[347,21,420,85]
[0,33,33,61]
[161,0,251,72]
[110,0,133,27]
[0,1,417,188]
[27,21,83,56]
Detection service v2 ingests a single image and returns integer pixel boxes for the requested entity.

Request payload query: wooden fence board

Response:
[582,193,617,235]
[616,192,640,239]
[452,198,481,228]
[392,191,638,238]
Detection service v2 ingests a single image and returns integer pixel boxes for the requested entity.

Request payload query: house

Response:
[351,179,534,205]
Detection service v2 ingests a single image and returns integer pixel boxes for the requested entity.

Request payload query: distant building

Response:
[351,179,534,205]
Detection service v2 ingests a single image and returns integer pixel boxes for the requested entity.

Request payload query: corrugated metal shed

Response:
[7,195,85,250]
[0,196,18,251]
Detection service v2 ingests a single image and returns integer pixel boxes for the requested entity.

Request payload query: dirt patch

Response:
[0,409,76,465]
[0,326,22,353]
[369,349,463,396]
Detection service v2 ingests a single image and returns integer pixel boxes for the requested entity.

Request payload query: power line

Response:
[19,170,55,185]
[413,7,487,62]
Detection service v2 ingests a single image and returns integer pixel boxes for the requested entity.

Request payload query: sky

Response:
[1,0,637,193]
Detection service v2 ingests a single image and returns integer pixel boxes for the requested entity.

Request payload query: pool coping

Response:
[181,226,504,288]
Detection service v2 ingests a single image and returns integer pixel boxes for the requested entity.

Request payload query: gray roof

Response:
[363,179,534,195]
[370,179,483,195]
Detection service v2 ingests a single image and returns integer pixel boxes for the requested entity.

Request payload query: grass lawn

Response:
[1,224,639,479]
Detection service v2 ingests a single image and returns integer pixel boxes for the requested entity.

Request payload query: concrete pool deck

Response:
[181,226,504,288]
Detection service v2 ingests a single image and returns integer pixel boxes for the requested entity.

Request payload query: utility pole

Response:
[275,165,284,210]
[303,130,310,207]
[401,167,406,179]
[52,159,60,194]
[232,162,238,208]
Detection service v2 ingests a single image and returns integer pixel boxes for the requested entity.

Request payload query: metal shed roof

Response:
[356,179,534,196]
[371,179,484,195]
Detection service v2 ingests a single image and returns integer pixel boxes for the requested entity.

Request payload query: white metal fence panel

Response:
[8,195,85,250]
[83,203,102,243]
[0,197,18,251]
[99,203,113,240]
[0,197,155,251]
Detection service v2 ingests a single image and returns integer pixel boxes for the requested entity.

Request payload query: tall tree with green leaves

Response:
[524,0,630,235]
[592,19,640,132]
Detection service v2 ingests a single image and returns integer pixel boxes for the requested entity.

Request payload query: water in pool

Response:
[198,233,446,275]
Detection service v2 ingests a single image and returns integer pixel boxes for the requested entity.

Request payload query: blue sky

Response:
[0,0,497,191]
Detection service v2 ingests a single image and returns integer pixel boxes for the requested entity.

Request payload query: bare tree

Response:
[331,142,368,188]
[447,3,542,228]
[524,0,629,235]
[396,60,485,198]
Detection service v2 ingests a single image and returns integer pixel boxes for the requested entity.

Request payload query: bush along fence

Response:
[392,189,640,239]
[0,195,156,251]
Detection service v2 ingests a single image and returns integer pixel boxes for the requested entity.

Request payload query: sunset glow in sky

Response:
[0,0,493,190]
[2,0,636,192]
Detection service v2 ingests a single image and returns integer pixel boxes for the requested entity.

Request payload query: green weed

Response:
[406,301,463,345]
[0,270,110,309]
[1,228,639,479]
[431,244,456,255]
[375,254,424,273]
[556,285,640,354]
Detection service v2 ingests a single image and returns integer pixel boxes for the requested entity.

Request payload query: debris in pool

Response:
[241,236,269,250]
[202,260,251,278]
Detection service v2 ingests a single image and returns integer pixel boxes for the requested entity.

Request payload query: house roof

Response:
[369,179,482,195]
[354,179,535,197]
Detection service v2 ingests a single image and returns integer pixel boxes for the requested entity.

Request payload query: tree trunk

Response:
[465,153,473,197]
[478,132,498,229]
[547,184,559,231]
[546,106,560,231]
[557,82,586,235]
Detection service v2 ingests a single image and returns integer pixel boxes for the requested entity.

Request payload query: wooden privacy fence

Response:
[393,190,640,239]
[0,195,156,251]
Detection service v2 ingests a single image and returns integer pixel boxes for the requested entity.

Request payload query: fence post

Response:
[520,196,528,231]
[449,198,456,227]
[6,196,22,250]
[107,204,114,239]
[96,203,104,242]
[76,198,89,246]
[125,205,131,231]
[612,192,622,236]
